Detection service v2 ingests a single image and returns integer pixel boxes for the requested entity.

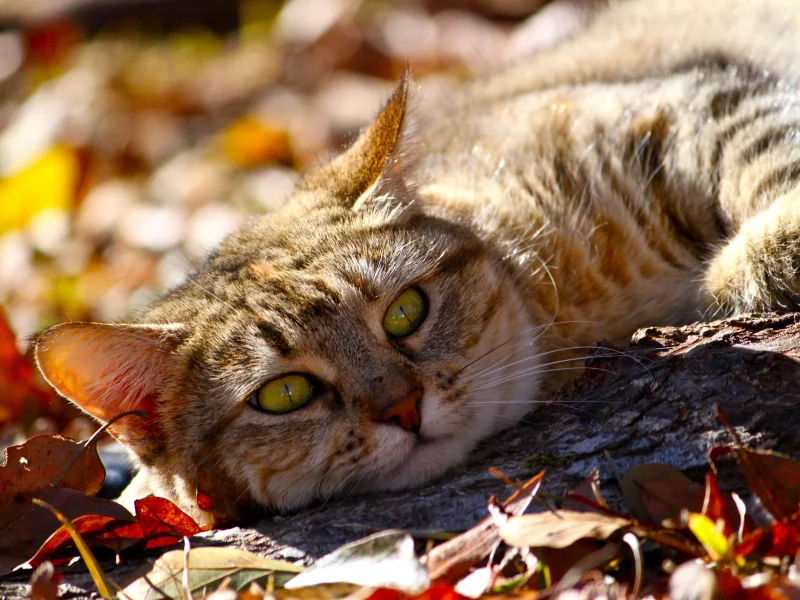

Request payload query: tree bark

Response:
[3,312,800,598]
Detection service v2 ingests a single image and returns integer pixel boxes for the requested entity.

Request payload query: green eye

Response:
[383,288,427,338]
[253,374,314,414]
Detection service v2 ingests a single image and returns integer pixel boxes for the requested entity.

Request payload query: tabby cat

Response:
[35,0,800,525]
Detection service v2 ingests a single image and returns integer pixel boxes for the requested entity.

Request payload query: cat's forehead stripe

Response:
[255,320,293,357]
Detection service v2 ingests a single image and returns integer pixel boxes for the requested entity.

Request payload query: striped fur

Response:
[36,0,800,525]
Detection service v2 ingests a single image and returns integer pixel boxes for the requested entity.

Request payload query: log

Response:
[3,312,799,598]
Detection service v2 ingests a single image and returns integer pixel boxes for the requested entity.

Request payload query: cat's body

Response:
[36,0,800,525]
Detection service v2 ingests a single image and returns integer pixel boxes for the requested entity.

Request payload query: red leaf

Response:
[736,508,800,560]
[132,496,203,549]
[4,488,132,571]
[701,473,746,539]
[710,445,800,521]
[0,309,58,426]
[27,512,135,568]
[92,497,202,551]
[23,495,202,570]
[410,583,468,600]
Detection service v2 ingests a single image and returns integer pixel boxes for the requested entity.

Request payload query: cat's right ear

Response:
[299,71,413,209]
[34,322,188,444]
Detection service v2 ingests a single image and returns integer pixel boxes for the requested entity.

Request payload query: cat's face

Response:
[35,78,540,524]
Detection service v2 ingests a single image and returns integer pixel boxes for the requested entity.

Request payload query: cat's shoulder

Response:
[450,0,800,108]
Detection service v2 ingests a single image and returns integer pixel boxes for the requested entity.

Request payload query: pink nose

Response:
[381,388,422,433]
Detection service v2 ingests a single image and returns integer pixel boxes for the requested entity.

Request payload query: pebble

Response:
[117,203,186,251]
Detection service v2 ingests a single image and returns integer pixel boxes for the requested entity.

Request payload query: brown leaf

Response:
[0,434,108,571]
[1,488,132,573]
[563,468,607,513]
[0,434,105,501]
[621,463,703,523]
[499,510,631,549]
[423,471,544,582]
[710,445,800,521]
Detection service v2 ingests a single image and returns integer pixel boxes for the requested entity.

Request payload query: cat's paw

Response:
[705,194,800,314]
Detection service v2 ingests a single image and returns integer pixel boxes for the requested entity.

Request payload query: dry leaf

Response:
[423,471,544,582]
[499,510,631,549]
[621,463,703,523]
[285,530,429,595]
[123,546,303,599]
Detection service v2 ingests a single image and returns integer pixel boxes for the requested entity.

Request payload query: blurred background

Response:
[0,0,597,461]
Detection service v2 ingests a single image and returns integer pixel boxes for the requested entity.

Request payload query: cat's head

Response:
[35,76,540,525]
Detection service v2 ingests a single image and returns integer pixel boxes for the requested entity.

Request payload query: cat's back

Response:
[461,0,800,105]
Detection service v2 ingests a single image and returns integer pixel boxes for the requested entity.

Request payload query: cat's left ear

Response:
[299,70,413,210]
[34,322,188,445]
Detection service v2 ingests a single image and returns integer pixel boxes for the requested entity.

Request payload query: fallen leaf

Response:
[710,446,800,521]
[453,566,493,598]
[563,468,607,513]
[285,530,429,595]
[222,115,293,167]
[9,488,132,571]
[27,495,202,570]
[423,471,544,582]
[736,508,800,560]
[499,510,631,550]
[668,560,746,600]
[621,463,703,523]
[111,496,203,550]
[687,513,730,562]
[122,546,303,599]
[702,472,738,539]
[26,511,135,568]
[0,308,57,425]
[0,434,108,572]
[0,434,105,498]
[31,498,115,599]
[410,582,469,600]
[0,145,79,235]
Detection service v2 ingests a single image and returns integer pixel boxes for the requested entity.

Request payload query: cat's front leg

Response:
[705,192,800,314]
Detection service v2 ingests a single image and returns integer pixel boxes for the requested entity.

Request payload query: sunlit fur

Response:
[36,0,800,526]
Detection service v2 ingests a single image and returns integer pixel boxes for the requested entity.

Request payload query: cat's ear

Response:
[300,71,412,209]
[34,322,188,443]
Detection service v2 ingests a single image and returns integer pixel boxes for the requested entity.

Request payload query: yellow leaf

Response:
[0,145,77,235]
[687,512,729,561]
[222,116,292,167]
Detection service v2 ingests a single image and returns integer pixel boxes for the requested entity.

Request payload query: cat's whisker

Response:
[454,320,601,382]
[464,363,622,396]
[460,349,645,392]
[338,470,372,504]
[318,467,361,508]
[464,344,651,386]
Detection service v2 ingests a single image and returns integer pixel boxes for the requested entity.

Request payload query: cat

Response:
[35,0,800,526]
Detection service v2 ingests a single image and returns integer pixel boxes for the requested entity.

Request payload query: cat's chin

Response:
[362,434,471,493]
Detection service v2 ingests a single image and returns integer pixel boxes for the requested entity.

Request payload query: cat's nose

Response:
[380,388,422,434]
